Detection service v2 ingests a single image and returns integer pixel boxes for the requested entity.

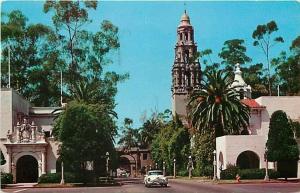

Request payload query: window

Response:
[143,153,148,160]
[44,131,50,138]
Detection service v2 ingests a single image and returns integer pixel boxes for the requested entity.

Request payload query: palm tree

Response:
[69,78,101,103]
[188,70,250,138]
[118,118,140,150]
[140,117,162,148]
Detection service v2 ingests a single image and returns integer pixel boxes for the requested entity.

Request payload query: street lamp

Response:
[213,150,217,181]
[136,144,141,177]
[264,147,269,181]
[187,155,193,179]
[106,152,110,177]
[60,161,65,185]
[173,159,176,179]
[155,162,158,169]
[163,161,166,176]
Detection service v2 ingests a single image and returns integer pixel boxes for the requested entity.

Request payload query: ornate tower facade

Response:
[172,11,201,119]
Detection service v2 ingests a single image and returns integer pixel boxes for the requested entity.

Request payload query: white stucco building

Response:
[216,64,300,179]
[0,88,60,183]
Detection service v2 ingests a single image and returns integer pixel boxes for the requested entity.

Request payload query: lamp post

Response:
[163,161,166,176]
[213,150,217,181]
[188,155,193,179]
[173,159,176,179]
[106,152,110,177]
[60,161,65,185]
[264,147,269,181]
[136,144,140,177]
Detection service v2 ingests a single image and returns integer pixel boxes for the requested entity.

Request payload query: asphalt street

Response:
[2,180,300,193]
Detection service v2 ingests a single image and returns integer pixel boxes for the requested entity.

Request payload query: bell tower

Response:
[171,10,201,119]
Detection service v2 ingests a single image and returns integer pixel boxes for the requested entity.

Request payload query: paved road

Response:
[2,180,300,193]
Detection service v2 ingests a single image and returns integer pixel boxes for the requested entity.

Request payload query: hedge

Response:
[38,172,81,183]
[221,168,280,180]
[1,173,13,184]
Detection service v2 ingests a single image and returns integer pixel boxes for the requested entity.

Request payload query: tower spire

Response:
[171,10,201,119]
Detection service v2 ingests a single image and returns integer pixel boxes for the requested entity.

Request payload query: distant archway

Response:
[16,155,38,183]
[119,156,131,173]
[236,151,259,169]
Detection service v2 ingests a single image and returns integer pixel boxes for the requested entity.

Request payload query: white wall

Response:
[47,139,60,173]
[216,135,266,179]
[1,89,13,138]
[255,96,300,136]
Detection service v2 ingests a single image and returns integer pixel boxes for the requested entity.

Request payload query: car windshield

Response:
[148,171,163,175]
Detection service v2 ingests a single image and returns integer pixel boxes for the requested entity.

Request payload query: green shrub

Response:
[220,164,239,180]
[38,172,80,183]
[239,169,264,179]
[177,169,188,176]
[194,164,213,177]
[1,173,13,184]
[221,168,280,180]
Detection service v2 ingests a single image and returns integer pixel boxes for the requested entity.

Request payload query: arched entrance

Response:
[236,151,259,169]
[17,155,38,183]
[119,156,131,174]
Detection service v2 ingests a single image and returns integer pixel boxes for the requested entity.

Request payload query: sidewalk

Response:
[3,183,37,189]
[168,177,300,185]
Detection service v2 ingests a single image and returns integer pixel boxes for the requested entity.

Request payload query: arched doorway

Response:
[119,156,131,174]
[17,155,38,183]
[236,151,259,169]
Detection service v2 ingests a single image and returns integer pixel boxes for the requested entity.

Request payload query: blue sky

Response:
[2,1,300,129]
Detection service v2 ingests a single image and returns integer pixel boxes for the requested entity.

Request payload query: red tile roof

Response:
[241,99,265,109]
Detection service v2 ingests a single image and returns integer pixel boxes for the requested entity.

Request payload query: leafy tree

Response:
[53,101,117,177]
[196,49,220,74]
[219,39,252,72]
[290,35,300,55]
[138,109,171,148]
[270,36,300,96]
[266,110,299,162]
[252,20,284,95]
[188,70,250,138]
[43,1,128,105]
[139,117,162,148]
[151,118,190,175]
[242,63,268,98]
[1,10,61,106]
[118,118,140,150]
[43,0,97,78]
[192,132,214,176]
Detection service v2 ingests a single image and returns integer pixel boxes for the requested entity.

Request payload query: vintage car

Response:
[144,170,168,187]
